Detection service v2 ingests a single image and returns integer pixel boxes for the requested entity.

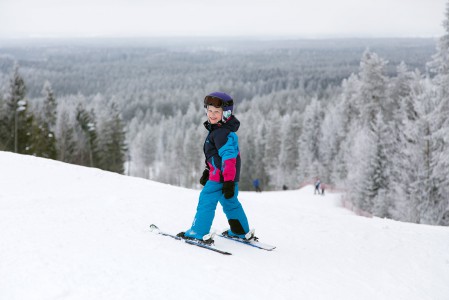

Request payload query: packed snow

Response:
[1,151,448,300]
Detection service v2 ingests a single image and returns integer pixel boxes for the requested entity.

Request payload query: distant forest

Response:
[1,34,448,225]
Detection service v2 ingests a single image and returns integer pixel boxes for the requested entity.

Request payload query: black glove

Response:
[199,169,209,186]
[222,181,235,199]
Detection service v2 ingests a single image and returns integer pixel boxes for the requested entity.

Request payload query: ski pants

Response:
[185,181,250,239]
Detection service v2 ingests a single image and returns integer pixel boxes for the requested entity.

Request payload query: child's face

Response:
[207,106,223,124]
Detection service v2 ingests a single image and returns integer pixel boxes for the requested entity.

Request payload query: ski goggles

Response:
[204,96,233,108]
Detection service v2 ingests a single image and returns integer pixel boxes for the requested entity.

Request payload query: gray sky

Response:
[0,0,447,39]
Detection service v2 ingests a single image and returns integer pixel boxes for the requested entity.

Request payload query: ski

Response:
[218,231,276,251]
[149,224,232,255]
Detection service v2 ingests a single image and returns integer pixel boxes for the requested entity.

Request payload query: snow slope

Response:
[1,151,448,300]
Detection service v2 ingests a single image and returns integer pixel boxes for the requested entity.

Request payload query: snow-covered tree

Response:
[297,98,324,183]
[239,110,268,190]
[389,62,414,116]
[356,50,389,126]
[42,81,57,130]
[319,101,345,184]
[427,1,449,100]
[411,1,449,224]
[129,125,154,179]
[55,109,76,163]
[329,74,361,185]
[182,124,203,188]
[264,111,282,189]
[347,111,393,215]
[279,111,302,189]
[402,79,449,224]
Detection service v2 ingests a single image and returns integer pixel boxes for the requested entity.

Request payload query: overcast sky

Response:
[0,0,447,39]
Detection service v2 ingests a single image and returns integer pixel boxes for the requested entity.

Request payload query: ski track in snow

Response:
[1,151,448,300]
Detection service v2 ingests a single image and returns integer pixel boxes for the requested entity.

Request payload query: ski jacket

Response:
[203,116,241,183]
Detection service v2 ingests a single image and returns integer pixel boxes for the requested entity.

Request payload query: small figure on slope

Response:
[314,178,321,195]
[253,178,262,192]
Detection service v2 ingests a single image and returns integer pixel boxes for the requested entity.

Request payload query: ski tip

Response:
[149,224,159,231]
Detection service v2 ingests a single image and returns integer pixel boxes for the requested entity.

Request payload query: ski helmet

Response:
[203,92,234,123]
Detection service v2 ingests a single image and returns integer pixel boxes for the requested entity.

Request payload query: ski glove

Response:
[199,169,209,186]
[222,181,235,199]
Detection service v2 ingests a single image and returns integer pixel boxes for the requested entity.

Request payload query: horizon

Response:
[0,35,440,48]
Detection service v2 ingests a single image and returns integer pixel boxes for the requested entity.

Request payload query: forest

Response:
[1,15,448,226]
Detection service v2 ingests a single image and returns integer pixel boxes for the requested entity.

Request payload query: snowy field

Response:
[1,151,448,300]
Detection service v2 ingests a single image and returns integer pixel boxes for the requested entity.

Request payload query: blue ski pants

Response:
[185,181,250,239]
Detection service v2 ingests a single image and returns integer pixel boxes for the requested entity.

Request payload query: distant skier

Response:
[314,179,321,195]
[177,92,255,244]
[321,183,325,195]
[253,178,262,192]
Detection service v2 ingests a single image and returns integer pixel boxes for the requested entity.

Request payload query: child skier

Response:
[177,92,254,244]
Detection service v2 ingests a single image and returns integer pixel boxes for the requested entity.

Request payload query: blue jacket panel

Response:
[203,116,241,183]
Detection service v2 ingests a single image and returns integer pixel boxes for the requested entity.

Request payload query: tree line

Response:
[295,4,449,225]
[0,65,127,173]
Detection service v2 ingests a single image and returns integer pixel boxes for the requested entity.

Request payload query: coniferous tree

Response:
[43,81,58,130]
[388,66,420,221]
[319,101,344,184]
[129,124,156,179]
[389,62,414,108]
[356,50,389,126]
[182,124,203,188]
[255,119,270,191]
[346,111,392,216]
[28,118,57,159]
[29,81,58,159]
[56,109,76,163]
[279,111,302,189]
[162,117,184,185]
[330,74,360,185]
[0,94,8,150]
[369,112,394,217]
[98,102,127,174]
[297,98,323,183]
[75,104,99,167]
[406,79,448,224]
[264,111,282,189]
[427,1,449,100]
[412,2,449,224]
[238,111,263,190]
[180,104,203,187]
[239,129,257,190]
[5,64,33,154]
[343,50,394,215]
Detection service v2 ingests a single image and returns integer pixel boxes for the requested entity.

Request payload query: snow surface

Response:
[1,151,449,300]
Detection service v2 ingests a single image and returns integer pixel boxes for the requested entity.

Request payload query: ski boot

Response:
[176,232,215,245]
[222,228,258,242]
